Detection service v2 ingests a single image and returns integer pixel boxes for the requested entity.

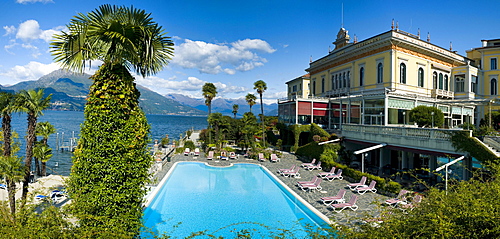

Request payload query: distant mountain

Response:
[0,70,206,116]
[164,93,278,117]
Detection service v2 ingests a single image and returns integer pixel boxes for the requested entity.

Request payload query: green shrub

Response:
[184,140,196,150]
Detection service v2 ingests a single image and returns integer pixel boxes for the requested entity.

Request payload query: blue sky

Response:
[1,0,500,103]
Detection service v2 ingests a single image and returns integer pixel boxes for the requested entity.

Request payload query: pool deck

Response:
[151,149,391,227]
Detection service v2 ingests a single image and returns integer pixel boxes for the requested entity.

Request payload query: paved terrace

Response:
[150,149,392,227]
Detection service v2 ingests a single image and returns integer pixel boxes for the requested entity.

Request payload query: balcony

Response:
[431,89,454,99]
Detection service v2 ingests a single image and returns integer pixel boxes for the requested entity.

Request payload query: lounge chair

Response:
[297,176,319,186]
[299,178,323,192]
[300,158,316,168]
[0,184,6,190]
[270,154,280,162]
[347,176,367,190]
[355,180,377,194]
[305,161,322,171]
[229,152,237,159]
[385,190,408,207]
[35,190,66,203]
[318,167,336,178]
[220,151,228,160]
[281,166,300,178]
[258,153,266,162]
[399,194,422,213]
[325,169,343,181]
[278,164,295,174]
[330,195,359,213]
[321,189,347,205]
[184,148,190,156]
[207,151,214,160]
[193,148,200,157]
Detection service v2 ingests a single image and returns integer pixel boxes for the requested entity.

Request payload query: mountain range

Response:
[0,70,278,116]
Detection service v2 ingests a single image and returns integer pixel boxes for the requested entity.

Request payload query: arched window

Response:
[400,63,406,84]
[433,72,438,89]
[439,73,443,89]
[418,68,424,87]
[359,67,364,86]
[444,75,449,91]
[377,63,383,83]
[491,78,498,95]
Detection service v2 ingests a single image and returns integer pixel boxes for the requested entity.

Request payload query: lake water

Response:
[9,111,208,176]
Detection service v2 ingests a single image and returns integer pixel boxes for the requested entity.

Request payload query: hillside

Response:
[0,70,206,116]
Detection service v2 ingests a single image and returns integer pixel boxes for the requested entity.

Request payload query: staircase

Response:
[478,136,500,157]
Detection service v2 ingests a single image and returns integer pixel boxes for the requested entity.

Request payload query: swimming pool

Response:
[142,162,330,238]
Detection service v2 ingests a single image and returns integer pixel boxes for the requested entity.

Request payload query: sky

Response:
[1,0,500,103]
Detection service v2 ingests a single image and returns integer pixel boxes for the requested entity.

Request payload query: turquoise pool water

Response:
[142,162,329,238]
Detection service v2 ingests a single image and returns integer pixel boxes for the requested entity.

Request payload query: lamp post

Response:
[402,111,406,127]
[380,112,383,125]
[431,111,435,128]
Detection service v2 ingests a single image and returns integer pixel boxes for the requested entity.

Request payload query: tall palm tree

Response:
[35,122,56,176]
[51,4,174,234]
[0,155,25,221]
[245,93,256,113]
[16,89,51,202]
[254,80,267,147]
[232,104,239,119]
[202,83,217,115]
[0,92,16,158]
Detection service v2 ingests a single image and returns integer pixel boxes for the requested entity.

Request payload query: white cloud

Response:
[172,38,275,75]
[16,0,54,4]
[134,75,248,97]
[15,20,61,42]
[3,26,16,36]
[0,61,60,84]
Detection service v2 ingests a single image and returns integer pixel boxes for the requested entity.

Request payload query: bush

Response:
[184,140,195,150]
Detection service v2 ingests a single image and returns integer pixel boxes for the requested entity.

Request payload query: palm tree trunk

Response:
[35,155,41,176]
[42,161,47,176]
[259,94,265,147]
[2,115,11,157]
[22,114,37,203]
[6,179,16,221]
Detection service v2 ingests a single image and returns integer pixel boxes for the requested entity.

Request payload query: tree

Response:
[0,92,16,159]
[51,4,174,235]
[33,143,53,177]
[232,104,239,119]
[254,80,267,147]
[0,155,25,221]
[202,83,218,116]
[245,93,257,113]
[35,121,56,176]
[16,89,51,203]
[409,106,444,128]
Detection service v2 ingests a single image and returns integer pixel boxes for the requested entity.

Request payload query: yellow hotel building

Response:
[279,25,500,129]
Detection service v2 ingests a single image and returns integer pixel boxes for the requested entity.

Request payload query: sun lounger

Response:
[300,158,316,168]
[305,161,322,171]
[298,178,322,192]
[0,184,6,190]
[355,180,377,194]
[321,189,347,205]
[330,195,359,213]
[398,194,422,213]
[347,176,367,190]
[278,164,295,174]
[184,148,190,156]
[318,167,336,178]
[220,151,228,160]
[385,190,408,207]
[325,169,343,181]
[207,151,214,160]
[270,154,280,162]
[281,167,300,178]
[258,153,266,162]
[297,176,319,186]
[229,152,237,159]
[35,190,66,203]
[194,148,200,157]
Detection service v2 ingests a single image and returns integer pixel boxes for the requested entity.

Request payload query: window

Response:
[321,78,325,93]
[455,77,464,92]
[299,83,302,90]
[331,76,335,90]
[444,75,449,91]
[359,67,364,86]
[343,72,346,88]
[347,71,350,87]
[312,81,316,95]
[438,73,444,89]
[491,78,497,95]
[377,63,383,83]
[433,72,438,89]
[400,63,406,84]
[418,68,424,87]
[292,85,297,92]
[491,58,497,70]
[471,76,477,93]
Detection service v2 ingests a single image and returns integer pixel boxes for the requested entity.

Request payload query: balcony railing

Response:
[431,89,454,98]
